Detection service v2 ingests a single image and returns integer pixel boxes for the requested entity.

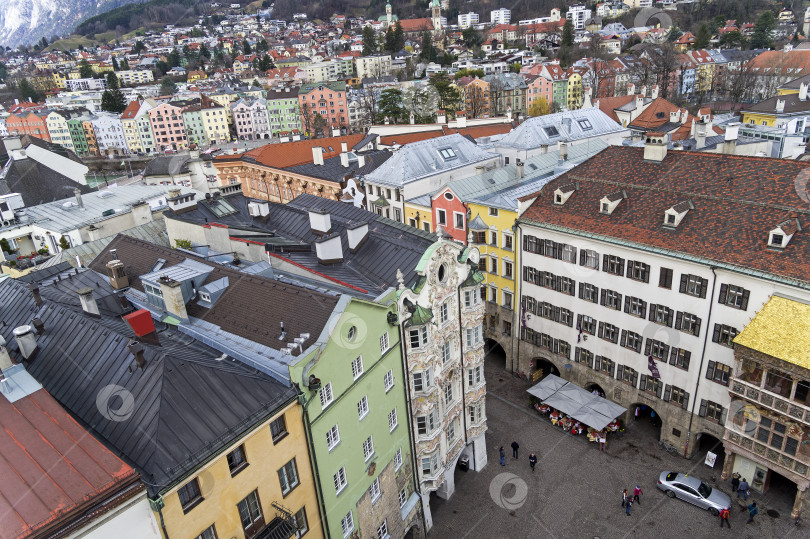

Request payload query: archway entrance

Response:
[695,433,725,476]
[531,357,559,381]
[628,402,662,441]
[584,382,606,399]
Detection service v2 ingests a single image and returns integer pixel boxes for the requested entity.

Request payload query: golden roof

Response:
[733,296,810,370]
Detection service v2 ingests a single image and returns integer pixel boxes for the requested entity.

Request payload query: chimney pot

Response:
[31,318,45,334]
[77,286,101,317]
[341,141,348,152]
[128,340,147,370]
[558,140,569,161]
[643,133,668,162]
[28,282,42,306]
[13,325,38,360]
[776,98,786,113]
[312,146,324,165]
[74,188,84,209]
[346,222,369,253]
[800,82,808,101]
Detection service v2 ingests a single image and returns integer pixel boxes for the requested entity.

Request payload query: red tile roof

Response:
[628,97,717,140]
[520,146,810,285]
[0,387,139,538]
[218,134,365,168]
[399,18,433,32]
[120,100,140,120]
[595,94,636,123]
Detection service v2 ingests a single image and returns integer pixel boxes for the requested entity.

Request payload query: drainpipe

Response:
[511,222,522,373]
[684,266,717,459]
[302,390,331,539]
[156,500,170,539]
[397,308,428,538]
[457,283,469,447]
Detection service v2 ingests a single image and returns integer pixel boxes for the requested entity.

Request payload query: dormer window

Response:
[666,213,676,225]
[601,202,610,212]
[553,182,577,205]
[769,233,784,247]
[768,218,801,249]
[664,200,693,228]
[600,191,625,215]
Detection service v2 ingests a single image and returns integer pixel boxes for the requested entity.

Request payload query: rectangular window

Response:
[341,511,354,537]
[621,330,642,353]
[712,324,738,347]
[437,209,447,225]
[237,490,264,536]
[469,402,482,424]
[444,383,454,406]
[194,525,217,539]
[455,212,464,229]
[278,458,300,495]
[604,255,625,276]
[357,395,369,418]
[596,322,618,343]
[705,360,731,386]
[363,435,374,461]
[595,356,615,377]
[368,477,381,504]
[325,422,341,450]
[293,507,309,538]
[399,487,408,507]
[680,273,708,298]
[579,283,599,303]
[618,365,638,387]
[489,207,499,216]
[700,400,725,422]
[416,410,437,435]
[394,448,403,471]
[379,332,390,353]
[409,327,428,349]
[640,374,662,397]
[489,255,498,274]
[467,365,483,387]
[441,341,451,364]
[718,284,750,310]
[676,312,701,336]
[334,467,348,494]
[579,315,597,335]
[669,348,691,370]
[601,289,622,310]
[558,276,575,296]
[319,383,334,410]
[421,453,439,475]
[490,230,498,246]
[439,301,449,324]
[227,445,248,475]
[649,304,673,327]
[377,520,388,539]
[178,478,203,512]
[503,233,513,251]
[627,260,650,282]
[666,385,689,409]
[580,249,599,269]
[503,260,513,279]
[465,325,482,347]
[351,356,364,379]
[389,408,398,431]
[625,296,647,318]
[446,420,456,444]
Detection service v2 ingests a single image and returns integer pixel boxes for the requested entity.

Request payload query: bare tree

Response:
[722,59,759,110]
[644,45,679,99]
[356,90,378,131]
[465,82,488,119]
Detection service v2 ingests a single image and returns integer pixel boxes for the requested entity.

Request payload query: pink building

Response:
[231,100,254,141]
[431,185,468,244]
[148,102,187,151]
[297,81,348,136]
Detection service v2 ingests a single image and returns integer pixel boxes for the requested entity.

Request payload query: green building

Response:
[181,102,209,147]
[266,86,303,137]
[67,117,90,155]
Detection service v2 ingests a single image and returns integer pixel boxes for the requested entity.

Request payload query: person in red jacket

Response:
[719,507,731,528]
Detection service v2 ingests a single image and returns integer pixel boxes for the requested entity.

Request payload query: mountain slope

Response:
[0,0,144,48]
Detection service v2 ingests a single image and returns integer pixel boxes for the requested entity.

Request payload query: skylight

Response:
[439,148,457,160]
[578,119,593,130]
[207,199,238,217]
[543,126,559,137]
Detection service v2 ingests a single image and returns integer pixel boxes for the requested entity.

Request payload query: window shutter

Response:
[579,249,586,265]
[720,406,728,425]
[655,381,662,398]
[631,371,638,387]
[625,262,633,278]
[698,399,707,417]
[523,235,529,251]
[623,296,630,313]
[600,289,606,306]
[640,300,647,318]
[535,270,541,286]
[741,289,750,311]
[643,264,650,283]
[679,273,688,293]
[663,385,672,401]
[554,242,562,260]
[554,275,561,291]
[598,322,604,338]
[706,360,716,380]
[553,306,560,322]
[603,253,609,271]
[663,344,670,360]
[578,282,584,298]
[712,324,721,343]
[640,374,647,388]
[693,317,701,337]
[577,314,583,329]
[666,307,674,328]
[644,339,652,355]
[587,353,594,369]
[668,348,677,365]
[616,364,624,380]
[675,311,683,330]
[553,339,560,353]
[648,304,656,322]
[699,278,708,299]
[618,258,625,275]
[682,392,690,410]
[620,330,627,347]
[718,283,728,304]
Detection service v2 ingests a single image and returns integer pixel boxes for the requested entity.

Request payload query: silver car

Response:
[657,471,732,516]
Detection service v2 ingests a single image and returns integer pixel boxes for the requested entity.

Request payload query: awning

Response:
[527,374,626,431]
[372,196,390,207]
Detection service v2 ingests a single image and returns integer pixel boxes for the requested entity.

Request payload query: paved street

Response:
[428,352,802,539]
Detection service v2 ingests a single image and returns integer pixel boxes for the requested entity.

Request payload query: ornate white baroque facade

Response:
[397,237,487,531]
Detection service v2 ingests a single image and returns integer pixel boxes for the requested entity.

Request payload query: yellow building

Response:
[159,401,323,539]
[121,100,143,154]
[52,72,67,89]
[467,201,517,312]
[566,71,583,110]
[208,90,240,126]
[740,93,810,127]
[201,95,231,144]
[45,111,75,151]
[403,197,432,233]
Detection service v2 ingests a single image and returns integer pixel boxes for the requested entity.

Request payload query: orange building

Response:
[6,111,51,142]
[297,81,348,136]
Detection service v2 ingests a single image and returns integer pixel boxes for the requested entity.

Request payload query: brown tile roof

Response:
[88,235,339,351]
[120,100,140,120]
[595,94,636,122]
[399,18,433,32]
[217,134,365,168]
[520,146,810,285]
[379,131,443,146]
[0,387,140,538]
[628,97,717,140]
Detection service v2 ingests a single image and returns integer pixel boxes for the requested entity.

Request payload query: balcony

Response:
[725,429,810,481]
[254,503,297,539]
[730,376,810,425]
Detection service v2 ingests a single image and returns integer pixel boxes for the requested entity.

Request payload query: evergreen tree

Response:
[243,39,252,54]
[694,23,711,49]
[120,58,130,71]
[78,59,93,78]
[105,71,120,89]
[101,88,126,112]
[420,30,434,60]
[159,77,177,95]
[561,19,575,48]
[132,41,146,54]
[362,26,377,55]
[750,11,775,49]
[112,56,120,71]
[385,27,397,53]
[0,61,7,83]
[167,49,181,68]
[394,21,405,52]
[18,79,41,102]
[378,88,404,122]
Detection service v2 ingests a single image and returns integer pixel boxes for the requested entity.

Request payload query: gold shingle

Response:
[733,296,810,370]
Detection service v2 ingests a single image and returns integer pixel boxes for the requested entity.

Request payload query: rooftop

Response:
[734,296,810,370]
[494,108,624,150]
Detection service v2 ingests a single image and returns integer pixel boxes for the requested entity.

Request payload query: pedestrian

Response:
[598,431,607,452]
[633,485,643,505]
[511,440,519,459]
[499,446,505,466]
[649,410,656,425]
[625,497,633,516]
[622,489,629,508]
[731,473,740,492]
[719,507,731,528]
[529,453,537,472]
[738,478,749,500]
[746,502,758,524]
[634,406,640,421]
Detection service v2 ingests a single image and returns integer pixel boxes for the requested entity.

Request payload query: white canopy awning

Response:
[527,374,627,431]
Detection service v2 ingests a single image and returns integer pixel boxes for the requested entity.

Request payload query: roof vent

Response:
[127,340,147,371]
[248,200,270,217]
[643,133,667,162]
[13,325,37,360]
[599,190,626,215]
[664,200,694,228]
[768,218,801,250]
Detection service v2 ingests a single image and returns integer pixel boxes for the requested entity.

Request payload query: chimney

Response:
[158,277,188,322]
[776,98,785,113]
[167,190,197,213]
[651,85,659,99]
[77,287,101,317]
[627,83,635,96]
[312,146,324,165]
[695,120,708,149]
[516,159,524,178]
[13,325,38,360]
[340,151,350,167]
[690,118,696,137]
[74,188,84,209]
[127,340,147,370]
[130,200,153,223]
[409,112,415,124]
[669,110,680,122]
[308,208,331,233]
[168,188,181,199]
[28,282,42,306]
[476,165,485,174]
[346,222,369,253]
[123,309,159,345]
[357,154,366,168]
[680,109,688,124]
[341,141,348,153]
[558,140,568,161]
[0,336,13,372]
[314,232,343,264]
[635,94,643,110]
[643,133,668,162]
[437,110,447,124]
[722,122,740,155]
[801,82,809,101]
[107,259,129,290]
[456,111,467,128]
[640,85,647,97]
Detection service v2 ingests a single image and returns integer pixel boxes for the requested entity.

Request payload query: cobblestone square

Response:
[428,354,803,539]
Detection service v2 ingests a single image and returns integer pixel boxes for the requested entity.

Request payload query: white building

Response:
[458,12,480,29]
[566,5,592,30]
[91,113,128,155]
[249,98,271,139]
[66,78,108,92]
[514,139,810,484]
[117,69,155,86]
[397,237,487,532]
[491,8,511,25]
[354,54,393,79]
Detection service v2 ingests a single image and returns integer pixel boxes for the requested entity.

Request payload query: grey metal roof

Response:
[0,158,94,207]
[362,133,497,188]
[285,149,391,183]
[0,277,297,497]
[494,108,624,150]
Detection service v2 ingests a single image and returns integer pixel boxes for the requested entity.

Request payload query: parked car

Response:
[657,471,731,516]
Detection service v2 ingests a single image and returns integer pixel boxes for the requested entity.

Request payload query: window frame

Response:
[357,395,370,419]
[278,458,300,496]
[334,467,348,495]
[226,444,249,476]
[178,477,204,513]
